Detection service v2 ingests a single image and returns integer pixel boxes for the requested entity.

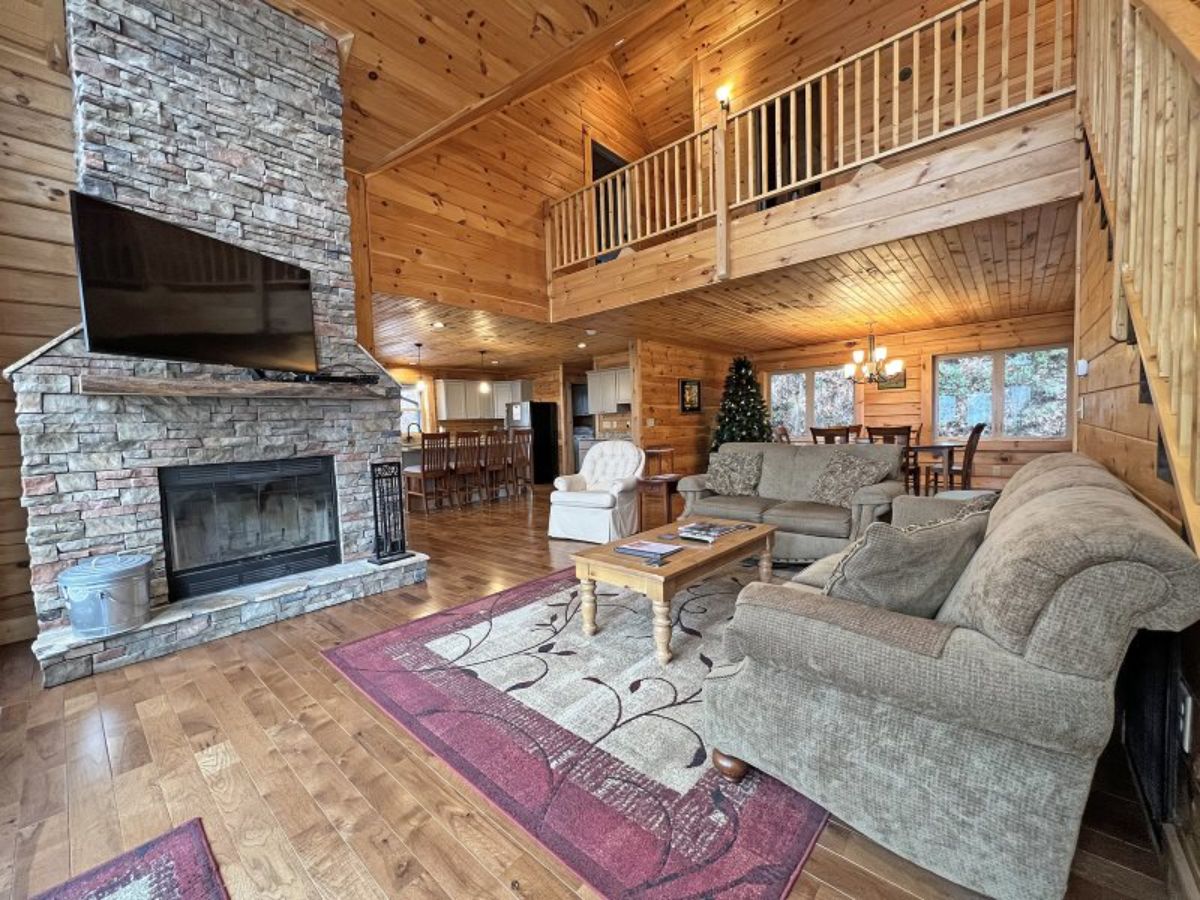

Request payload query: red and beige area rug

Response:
[326,568,826,899]
[35,818,227,900]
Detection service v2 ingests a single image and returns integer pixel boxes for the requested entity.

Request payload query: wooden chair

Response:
[508,428,534,498]
[773,423,792,443]
[848,424,863,441]
[450,431,483,506]
[811,426,852,444]
[481,432,509,501]
[867,425,917,494]
[926,422,987,494]
[402,432,452,513]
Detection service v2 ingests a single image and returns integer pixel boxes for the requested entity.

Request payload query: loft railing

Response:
[547,0,1076,274]
[1078,0,1200,536]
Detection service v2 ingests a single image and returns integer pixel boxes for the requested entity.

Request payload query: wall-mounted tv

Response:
[71,192,319,373]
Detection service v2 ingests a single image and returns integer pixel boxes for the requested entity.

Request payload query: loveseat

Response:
[678,441,906,561]
[704,453,1200,899]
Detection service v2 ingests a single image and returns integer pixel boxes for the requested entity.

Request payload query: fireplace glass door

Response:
[160,456,340,599]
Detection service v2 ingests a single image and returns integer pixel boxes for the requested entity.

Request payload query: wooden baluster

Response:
[933,19,942,134]
[759,106,768,197]
[954,11,963,126]
[892,40,900,148]
[792,87,800,186]
[734,115,743,204]
[1181,84,1199,463]
[1026,0,1037,102]
[838,66,845,168]
[803,83,813,182]
[748,111,758,197]
[615,174,625,248]
[1162,56,1180,382]
[1001,0,1011,107]
[1052,0,1063,91]
[774,96,783,194]
[624,169,633,245]
[822,73,830,172]
[668,144,677,227]
[854,58,862,162]
[715,108,729,280]
[686,138,694,220]
[978,0,987,118]
[913,29,922,140]
[630,162,640,242]
[550,202,560,269]
[697,132,706,215]
[599,179,609,252]
[653,151,662,232]
[873,48,881,156]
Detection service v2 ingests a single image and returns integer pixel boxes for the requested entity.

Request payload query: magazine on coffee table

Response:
[614,540,683,560]
[677,521,748,543]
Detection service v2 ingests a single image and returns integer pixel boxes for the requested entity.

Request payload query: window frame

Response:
[768,365,859,434]
[932,343,1072,441]
[398,383,423,432]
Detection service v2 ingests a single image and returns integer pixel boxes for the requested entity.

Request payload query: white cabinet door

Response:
[585,371,602,414]
[443,380,467,419]
[435,380,449,417]
[465,382,484,419]
[615,367,632,405]
[492,381,513,418]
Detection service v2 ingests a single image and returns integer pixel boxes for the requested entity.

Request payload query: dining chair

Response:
[508,429,534,498]
[402,432,452,513]
[481,432,509,501]
[925,422,987,493]
[867,425,917,493]
[811,426,852,444]
[848,424,863,441]
[773,423,792,443]
[450,431,482,506]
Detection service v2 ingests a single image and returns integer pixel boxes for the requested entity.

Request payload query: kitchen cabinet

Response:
[435,379,534,420]
[585,368,632,414]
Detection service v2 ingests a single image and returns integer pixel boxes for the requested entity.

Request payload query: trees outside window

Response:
[399,384,422,434]
[935,346,1069,440]
[769,367,856,435]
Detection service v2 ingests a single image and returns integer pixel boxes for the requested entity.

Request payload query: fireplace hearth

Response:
[160,456,341,599]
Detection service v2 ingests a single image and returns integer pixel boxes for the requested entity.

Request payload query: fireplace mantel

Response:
[78,373,391,400]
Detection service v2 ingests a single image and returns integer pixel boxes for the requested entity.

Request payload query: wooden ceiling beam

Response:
[364,0,684,177]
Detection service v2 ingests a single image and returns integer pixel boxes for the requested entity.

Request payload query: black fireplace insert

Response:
[159,456,340,599]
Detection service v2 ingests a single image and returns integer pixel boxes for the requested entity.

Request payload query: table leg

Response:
[652,597,672,665]
[579,578,597,636]
[759,532,774,582]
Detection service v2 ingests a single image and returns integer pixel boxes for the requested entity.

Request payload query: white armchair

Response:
[548,441,646,543]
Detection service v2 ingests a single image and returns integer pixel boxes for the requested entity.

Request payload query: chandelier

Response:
[843,325,904,385]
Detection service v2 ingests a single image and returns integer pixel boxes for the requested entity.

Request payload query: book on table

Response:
[677,521,754,543]
[614,540,683,560]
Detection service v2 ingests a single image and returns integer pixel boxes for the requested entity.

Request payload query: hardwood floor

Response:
[0,489,1166,899]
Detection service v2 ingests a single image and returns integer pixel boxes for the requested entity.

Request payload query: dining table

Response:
[907,442,959,495]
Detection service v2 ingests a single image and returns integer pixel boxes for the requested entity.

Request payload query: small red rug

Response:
[35,818,227,899]
[325,568,826,899]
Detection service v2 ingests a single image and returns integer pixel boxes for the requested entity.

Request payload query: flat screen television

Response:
[71,191,319,373]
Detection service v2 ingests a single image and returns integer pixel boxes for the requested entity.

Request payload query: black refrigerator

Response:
[505,401,559,484]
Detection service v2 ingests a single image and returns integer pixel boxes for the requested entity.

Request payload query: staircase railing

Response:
[1079,0,1200,537]
[547,0,1076,274]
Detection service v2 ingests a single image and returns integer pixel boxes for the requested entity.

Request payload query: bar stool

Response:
[508,428,534,498]
[481,432,509,501]
[402,432,452,513]
[451,431,483,506]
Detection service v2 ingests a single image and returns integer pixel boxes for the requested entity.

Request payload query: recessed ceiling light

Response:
[431,321,445,329]
[585,329,597,336]
[613,38,625,48]
[491,359,499,365]
[577,342,587,349]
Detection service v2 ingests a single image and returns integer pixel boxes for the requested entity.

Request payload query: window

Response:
[934,346,1069,439]
[399,384,423,434]
[769,367,856,435]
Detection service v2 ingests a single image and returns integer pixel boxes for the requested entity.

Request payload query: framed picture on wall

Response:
[679,378,702,413]
[877,370,907,391]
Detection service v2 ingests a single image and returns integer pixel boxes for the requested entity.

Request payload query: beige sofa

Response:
[704,453,1200,900]
[678,441,906,561]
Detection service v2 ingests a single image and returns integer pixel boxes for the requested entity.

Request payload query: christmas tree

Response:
[711,356,773,449]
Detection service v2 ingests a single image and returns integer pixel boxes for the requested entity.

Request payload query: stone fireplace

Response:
[159,456,341,599]
[4,0,427,685]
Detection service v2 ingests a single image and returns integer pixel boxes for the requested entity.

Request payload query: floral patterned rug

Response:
[35,819,227,899]
[325,567,826,899]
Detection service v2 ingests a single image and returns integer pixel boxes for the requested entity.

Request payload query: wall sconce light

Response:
[715,84,732,111]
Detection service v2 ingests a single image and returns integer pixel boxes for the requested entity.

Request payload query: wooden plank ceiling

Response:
[375,200,1076,366]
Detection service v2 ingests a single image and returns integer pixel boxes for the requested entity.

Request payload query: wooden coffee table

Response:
[571,518,776,665]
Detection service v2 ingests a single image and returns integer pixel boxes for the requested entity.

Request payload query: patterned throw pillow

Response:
[707,452,762,496]
[822,510,989,617]
[808,451,892,509]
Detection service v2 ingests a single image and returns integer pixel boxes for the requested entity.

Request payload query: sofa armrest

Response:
[721,582,1113,756]
[609,476,638,496]
[553,474,586,492]
[890,495,970,528]
[849,479,906,537]
[678,474,712,517]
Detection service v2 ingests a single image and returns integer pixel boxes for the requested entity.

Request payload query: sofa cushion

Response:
[691,495,779,523]
[824,510,990,617]
[808,451,892,509]
[763,501,852,538]
[707,452,763,496]
[986,460,1127,535]
[549,490,616,509]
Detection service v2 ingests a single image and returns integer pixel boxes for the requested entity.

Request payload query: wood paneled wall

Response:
[632,340,730,475]
[1075,181,1182,527]
[367,60,652,320]
[0,1,76,645]
[753,311,1076,489]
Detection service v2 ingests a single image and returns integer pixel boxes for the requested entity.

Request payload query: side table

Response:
[637,474,682,529]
